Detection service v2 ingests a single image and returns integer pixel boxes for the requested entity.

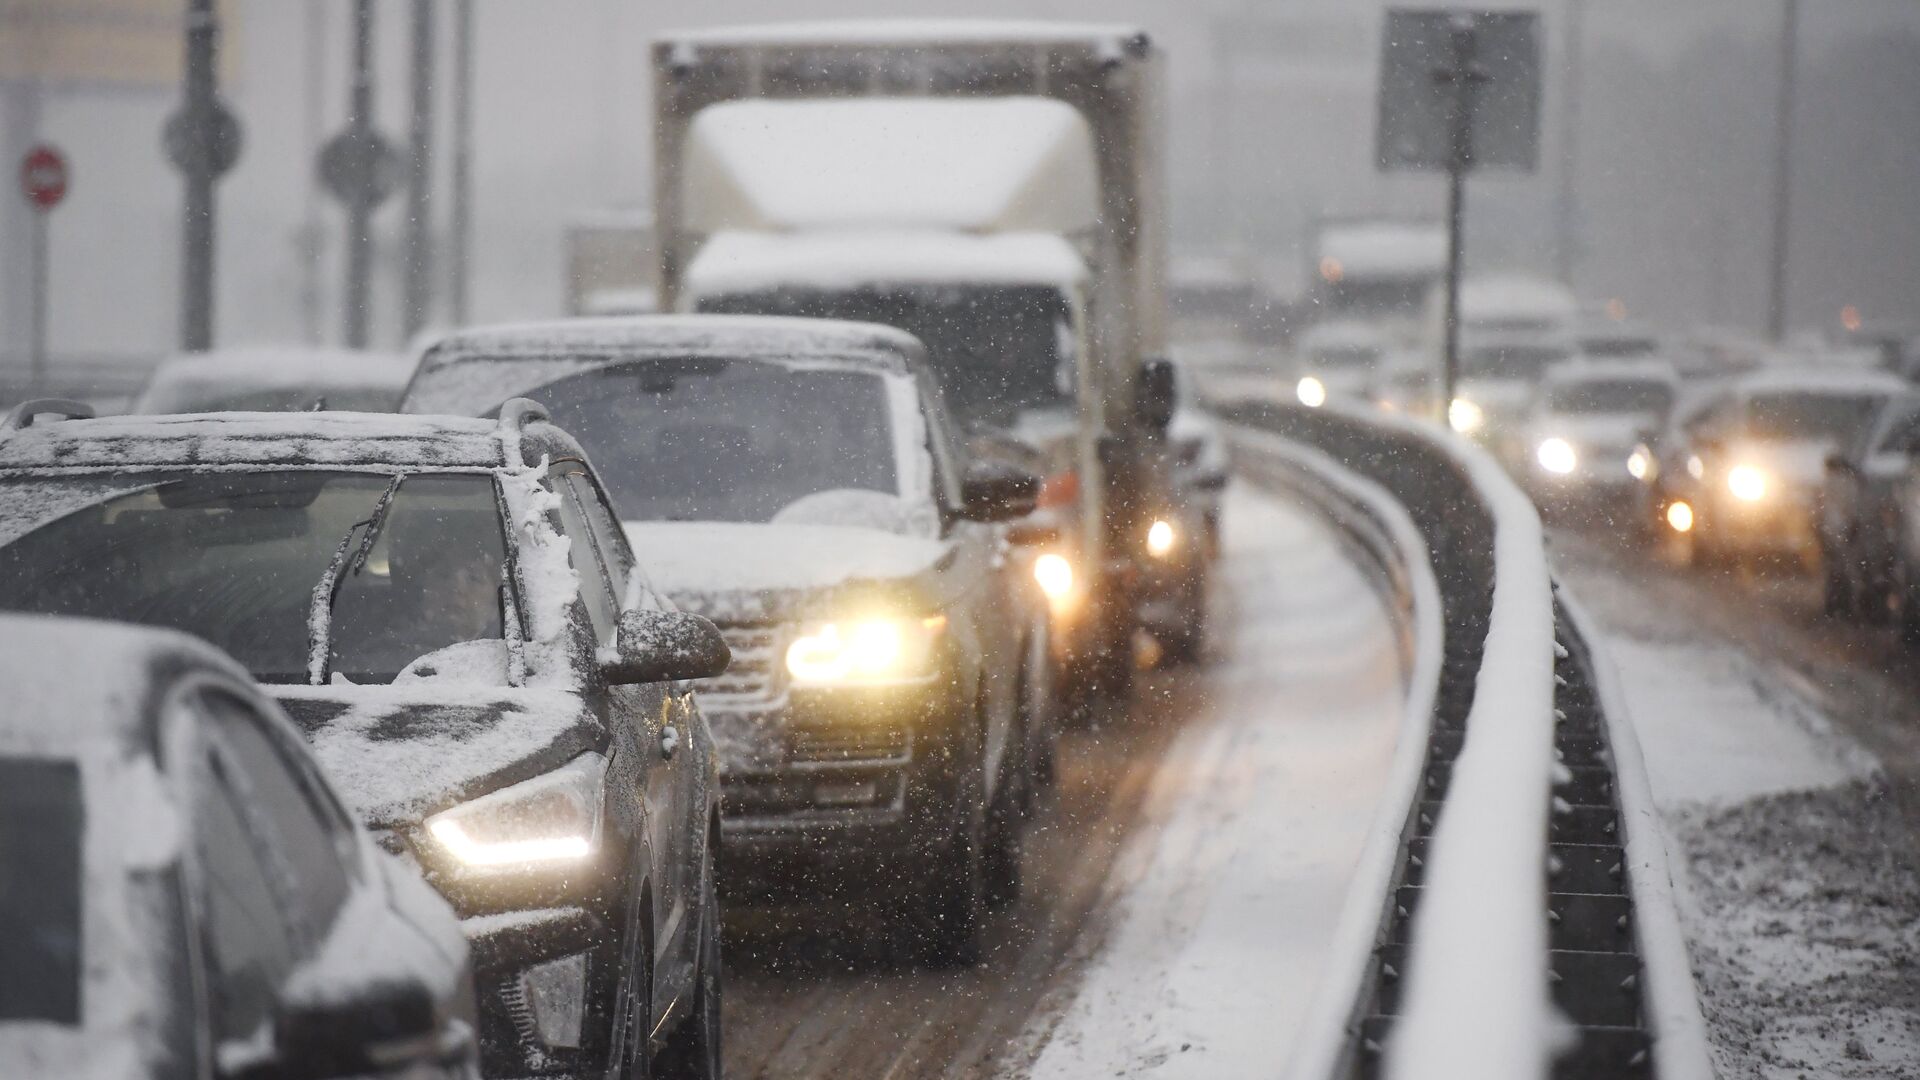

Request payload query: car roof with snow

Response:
[1541,357,1679,387]
[1729,366,1909,399]
[0,612,249,752]
[658,19,1145,48]
[0,408,577,473]
[135,347,412,411]
[404,314,931,416]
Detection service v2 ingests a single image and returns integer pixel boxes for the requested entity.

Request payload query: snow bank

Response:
[683,98,1100,234]
[686,229,1087,298]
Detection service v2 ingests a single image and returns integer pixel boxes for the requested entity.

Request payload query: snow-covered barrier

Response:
[1217,398,1714,1080]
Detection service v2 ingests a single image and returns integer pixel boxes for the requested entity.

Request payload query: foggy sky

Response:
[1,0,1915,365]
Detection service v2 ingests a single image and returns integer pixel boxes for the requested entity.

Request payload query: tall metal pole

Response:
[1439,18,1481,421]
[343,0,375,349]
[402,0,436,339]
[1554,0,1582,287]
[28,209,47,392]
[179,0,218,351]
[448,0,474,325]
[300,0,327,344]
[1765,0,1799,342]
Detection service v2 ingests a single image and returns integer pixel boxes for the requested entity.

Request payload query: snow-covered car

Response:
[0,612,478,1080]
[1657,369,1908,567]
[133,347,411,414]
[0,401,727,1078]
[1818,392,1920,620]
[1436,276,1581,458]
[1291,319,1390,408]
[402,315,1054,966]
[1518,359,1678,515]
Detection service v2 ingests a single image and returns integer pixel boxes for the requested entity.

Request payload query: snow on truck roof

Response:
[1732,365,1909,398]
[660,19,1147,49]
[0,411,518,473]
[687,230,1087,296]
[1461,275,1581,319]
[684,98,1099,233]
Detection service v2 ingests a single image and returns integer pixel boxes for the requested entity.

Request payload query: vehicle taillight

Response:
[1038,471,1079,510]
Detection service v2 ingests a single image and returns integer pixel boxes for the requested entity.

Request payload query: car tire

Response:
[909,740,989,967]
[653,849,721,1080]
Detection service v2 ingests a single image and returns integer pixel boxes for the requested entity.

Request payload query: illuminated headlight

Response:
[1536,438,1578,475]
[1667,500,1694,533]
[786,615,946,685]
[1686,455,1705,480]
[1626,447,1651,481]
[1146,519,1177,558]
[1033,553,1075,601]
[425,753,605,871]
[1726,464,1769,502]
[1296,376,1328,408]
[1448,398,1484,434]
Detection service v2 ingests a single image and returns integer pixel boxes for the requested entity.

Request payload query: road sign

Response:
[319,125,401,208]
[1377,10,1540,174]
[20,145,68,211]
[164,99,244,178]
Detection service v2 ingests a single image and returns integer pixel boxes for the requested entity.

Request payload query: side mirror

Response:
[273,977,437,1080]
[958,462,1040,523]
[1136,358,1177,433]
[603,609,730,684]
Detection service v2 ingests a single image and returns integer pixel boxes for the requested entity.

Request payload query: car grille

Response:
[701,623,786,703]
[789,723,912,764]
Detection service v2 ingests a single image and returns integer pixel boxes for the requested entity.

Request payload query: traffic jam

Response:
[2,5,1916,1080]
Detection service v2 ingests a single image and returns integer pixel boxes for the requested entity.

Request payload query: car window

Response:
[0,757,84,1024]
[550,466,619,644]
[563,472,666,611]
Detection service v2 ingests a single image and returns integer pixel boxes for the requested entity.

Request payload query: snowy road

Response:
[1552,527,1920,1079]
[718,482,1411,1078]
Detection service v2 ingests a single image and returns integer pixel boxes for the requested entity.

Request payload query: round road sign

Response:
[318,125,401,208]
[164,99,244,179]
[20,144,68,211]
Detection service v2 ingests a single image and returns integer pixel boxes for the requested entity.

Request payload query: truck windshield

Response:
[1744,392,1884,444]
[0,472,507,684]
[516,360,902,524]
[1547,380,1674,415]
[699,284,1074,429]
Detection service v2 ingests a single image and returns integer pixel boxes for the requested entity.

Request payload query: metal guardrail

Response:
[1216,397,1715,1080]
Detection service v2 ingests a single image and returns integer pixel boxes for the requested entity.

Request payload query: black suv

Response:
[0,612,478,1080]
[0,400,726,1079]
[405,316,1054,965]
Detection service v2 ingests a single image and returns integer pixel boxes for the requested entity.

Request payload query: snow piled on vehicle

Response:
[0,411,506,472]
[623,521,949,596]
[686,229,1088,296]
[133,346,411,414]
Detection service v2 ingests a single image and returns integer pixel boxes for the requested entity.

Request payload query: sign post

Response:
[166,0,244,353]
[20,144,68,394]
[1378,10,1540,422]
[321,0,400,349]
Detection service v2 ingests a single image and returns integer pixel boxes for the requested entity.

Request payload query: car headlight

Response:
[1667,500,1694,533]
[1536,438,1578,475]
[1686,454,1705,480]
[786,614,946,686]
[1727,464,1768,502]
[1146,518,1177,558]
[1626,447,1652,481]
[1449,398,1484,434]
[1296,376,1327,408]
[425,752,605,871]
[1033,553,1075,600]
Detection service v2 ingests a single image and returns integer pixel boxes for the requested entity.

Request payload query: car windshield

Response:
[1579,337,1660,359]
[1463,344,1571,380]
[698,284,1074,429]
[1310,345,1381,370]
[515,359,901,524]
[1547,379,1674,415]
[0,757,83,1025]
[1744,392,1884,443]
[0,471,506,684]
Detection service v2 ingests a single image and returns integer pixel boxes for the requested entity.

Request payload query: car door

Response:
[549,462,695,1007]
[173,680,361,1074]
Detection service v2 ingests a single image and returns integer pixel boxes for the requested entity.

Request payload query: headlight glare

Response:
[1033,553,1075,601]
[425,752,605,870]
[1667,500,1695,533]
[786,614,945,685]
[1536,438,1578,475]
[1449,398,1484,434]
[1146,519,1177,558]
[1626,447,1651,481]
[1296,376,1328,408]
[1727,464,1768,502]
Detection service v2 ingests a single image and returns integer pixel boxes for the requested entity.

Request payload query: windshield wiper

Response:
[305,474,405,685]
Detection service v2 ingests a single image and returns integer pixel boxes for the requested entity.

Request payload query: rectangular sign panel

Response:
[1376,9,1540,173]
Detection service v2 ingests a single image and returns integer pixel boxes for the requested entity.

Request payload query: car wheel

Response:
[596,882,652,1080]
[653,850,721,1080]
[909,743,989,967]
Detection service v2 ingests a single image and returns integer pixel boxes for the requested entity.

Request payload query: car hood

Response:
[1528,414,1652,450]
[625,521,955,620]
[273,684,603,830]
[1727,440,1836,488]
